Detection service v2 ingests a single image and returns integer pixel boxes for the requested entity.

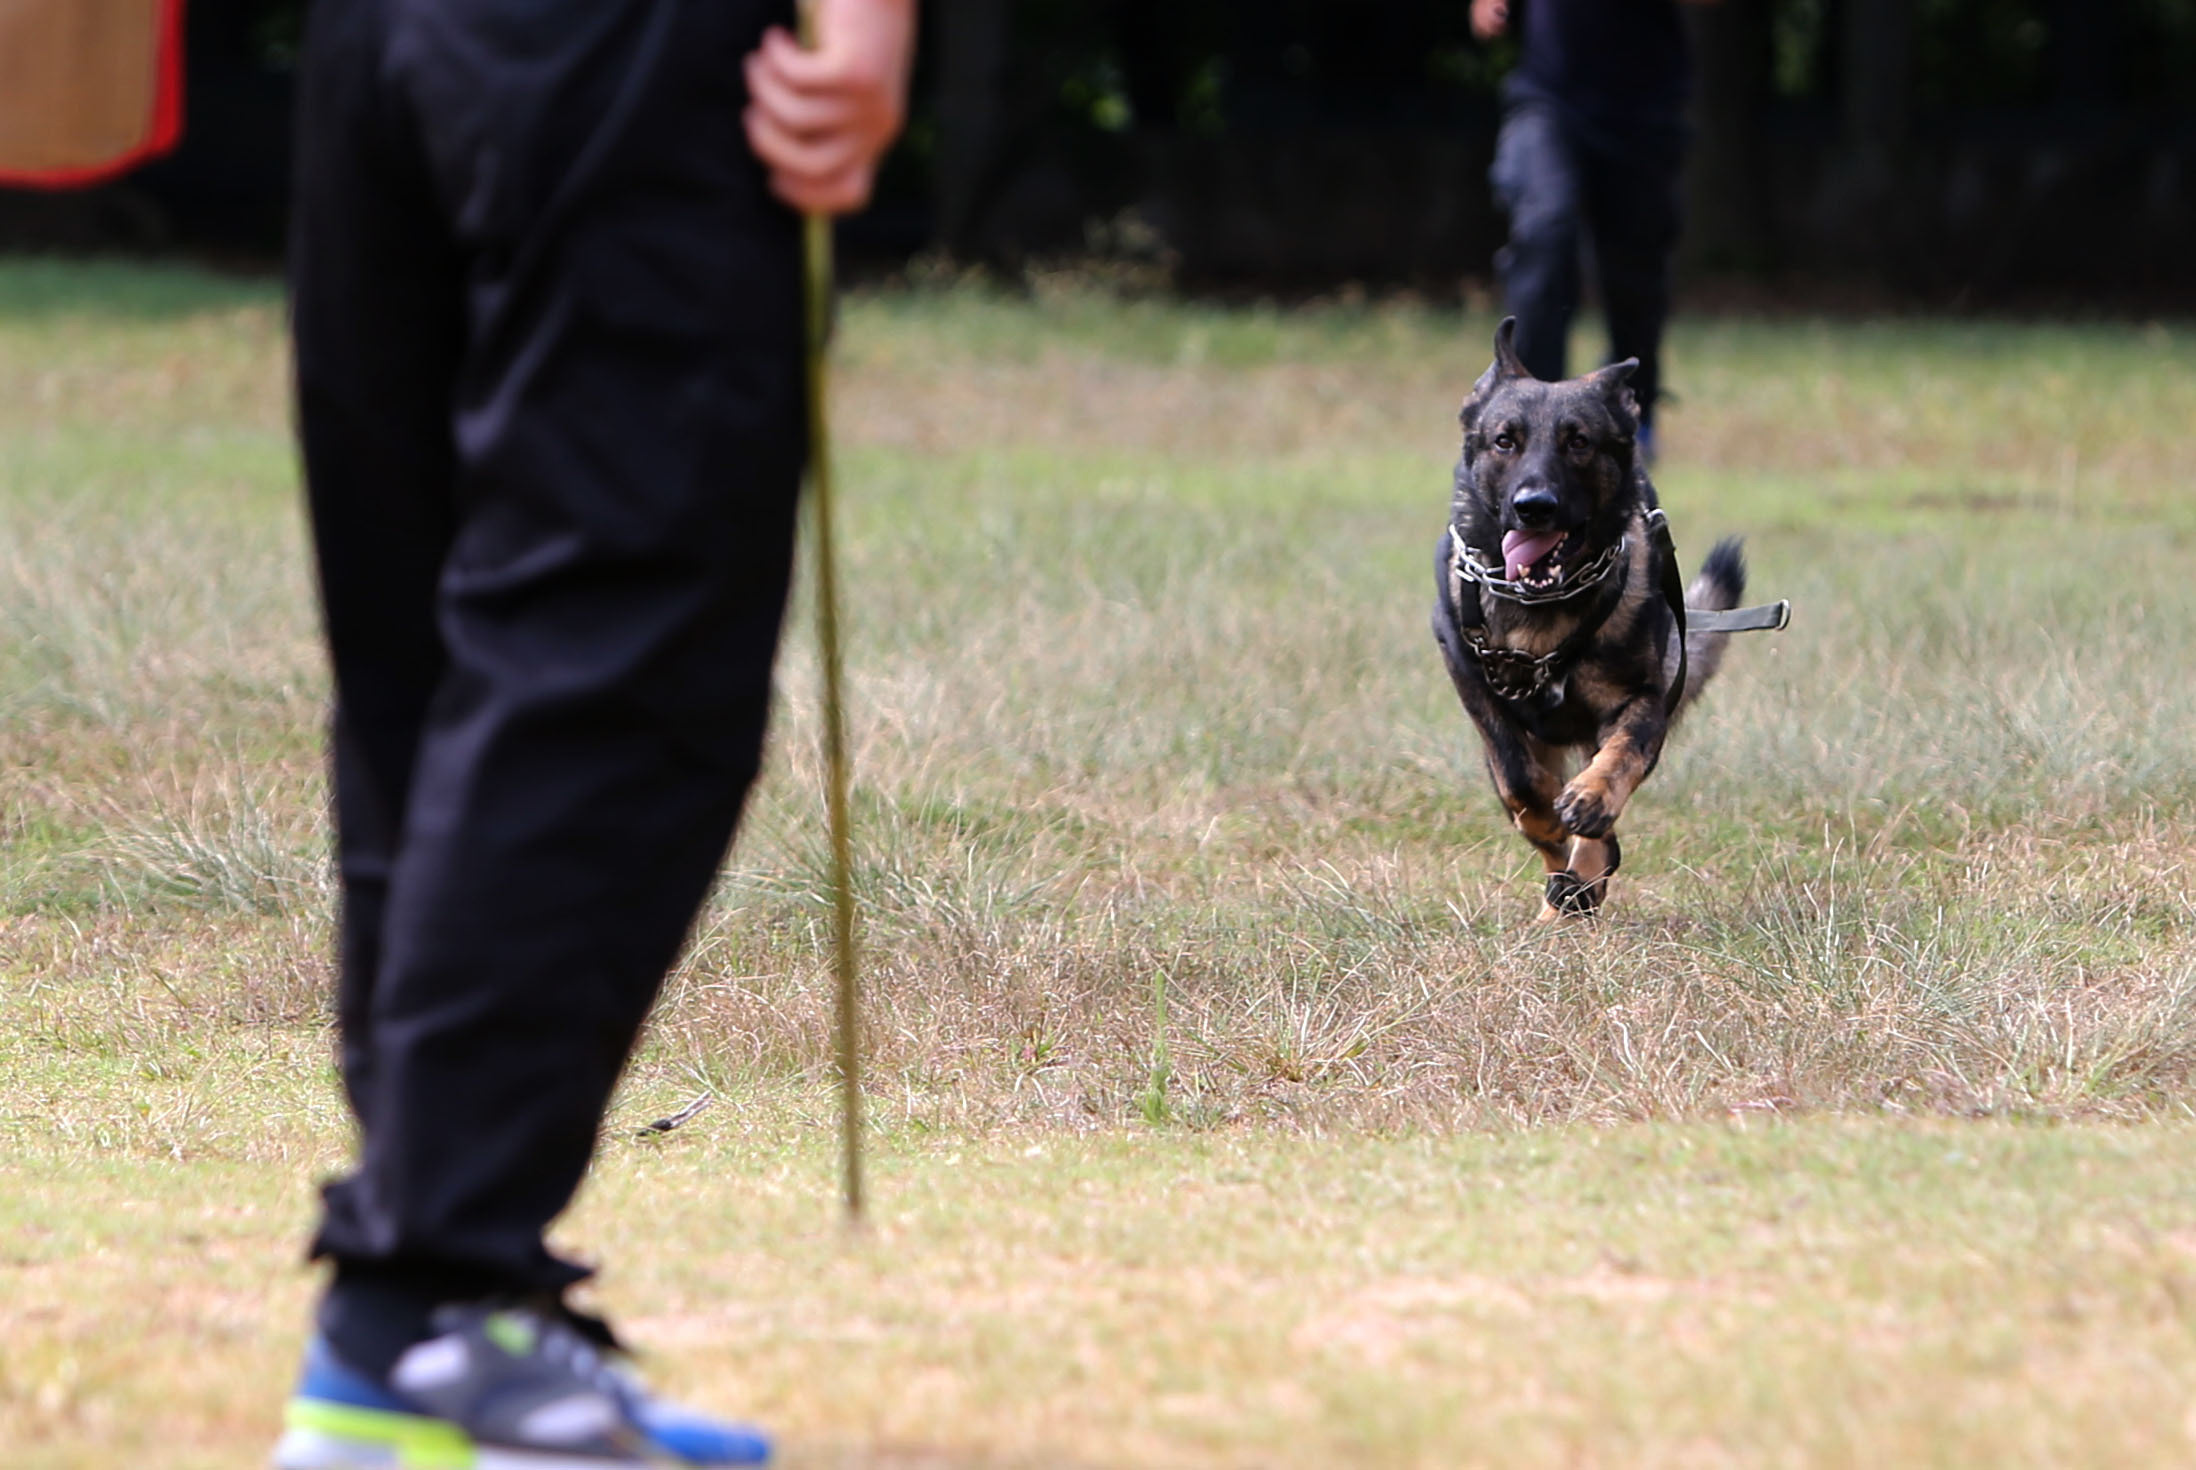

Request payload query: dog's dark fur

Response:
[1433,319,1744,921]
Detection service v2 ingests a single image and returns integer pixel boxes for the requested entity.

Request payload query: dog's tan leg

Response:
[1516,806,1576,924]
[1485,749,1570,922]
[1535,836,1619,922]
[1554,834,1620,916]
[1568,835,1615,885]
[1516,806,1571,872]
[1554,700,1668,841]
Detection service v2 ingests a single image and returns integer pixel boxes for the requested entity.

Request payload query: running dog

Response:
[1432,318,1765,921]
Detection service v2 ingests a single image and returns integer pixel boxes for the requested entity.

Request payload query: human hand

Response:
[1471,0,1510,40]
[743,0,916,215]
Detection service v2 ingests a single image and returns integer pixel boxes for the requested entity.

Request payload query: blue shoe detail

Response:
[279,1327,773,1467]
[634,1403,773,1465]
[293,1336,419,1415]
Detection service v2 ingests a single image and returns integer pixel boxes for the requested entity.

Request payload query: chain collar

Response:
[1444,513,1659,707]
[1461,629,1574,704]
[1450,527,1630,608]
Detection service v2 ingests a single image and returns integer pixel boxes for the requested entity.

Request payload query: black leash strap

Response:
[1646,508,1794,710]
[1645,509,1688,715]
[1689,601,1792,634]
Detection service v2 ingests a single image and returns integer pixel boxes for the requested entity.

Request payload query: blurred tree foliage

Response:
[912,0,2191,268]
[970,0,2188,138]
[131,0,2196,268]
[237,0,2191,127]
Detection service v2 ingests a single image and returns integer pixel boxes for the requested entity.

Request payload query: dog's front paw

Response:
[1554,777,1619,838]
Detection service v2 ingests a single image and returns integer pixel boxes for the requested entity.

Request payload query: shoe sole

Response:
[275,1421,661,1469]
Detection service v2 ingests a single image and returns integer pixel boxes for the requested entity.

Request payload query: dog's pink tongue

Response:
[1502,530,1564,581]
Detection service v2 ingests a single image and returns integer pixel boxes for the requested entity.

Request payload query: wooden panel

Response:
[0,0,173,183]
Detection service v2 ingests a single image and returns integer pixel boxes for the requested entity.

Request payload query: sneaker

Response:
[273,1304,772,1468]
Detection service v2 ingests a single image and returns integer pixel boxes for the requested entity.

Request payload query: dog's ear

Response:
[1583,356,1641,430]
[1491,316,1529,380]
[1460,316,1531,431]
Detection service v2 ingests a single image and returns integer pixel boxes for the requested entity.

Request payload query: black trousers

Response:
[1490,94,1685,426]
[291,0,802,1298]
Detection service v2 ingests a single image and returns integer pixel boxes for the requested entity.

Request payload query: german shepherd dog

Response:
[1433,319,1745,922]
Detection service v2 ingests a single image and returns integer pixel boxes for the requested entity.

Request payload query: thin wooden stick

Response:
[797,0,863,1228]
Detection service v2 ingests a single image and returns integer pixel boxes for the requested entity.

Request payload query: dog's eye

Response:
[1565,434,1593,459]
[1491,431,1516,453]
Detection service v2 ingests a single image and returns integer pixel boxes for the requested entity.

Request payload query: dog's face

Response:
[1455,319,1641,593]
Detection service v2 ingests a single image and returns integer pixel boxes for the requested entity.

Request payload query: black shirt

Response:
[1510,0,1692,123]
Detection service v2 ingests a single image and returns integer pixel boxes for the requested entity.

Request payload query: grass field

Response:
[4,259,2196,1465]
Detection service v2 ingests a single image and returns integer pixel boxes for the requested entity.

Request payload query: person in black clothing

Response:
[274,0,912,1464]
[1473,0,1719,446]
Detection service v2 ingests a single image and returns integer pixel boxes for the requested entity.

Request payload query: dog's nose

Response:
[1511,484,1559,528]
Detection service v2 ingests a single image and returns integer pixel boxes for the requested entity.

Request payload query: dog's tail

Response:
[1678,536,1746,710]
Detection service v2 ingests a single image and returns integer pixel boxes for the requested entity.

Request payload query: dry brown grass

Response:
[5,266,2195,1140]
[11,1121,2196,1468]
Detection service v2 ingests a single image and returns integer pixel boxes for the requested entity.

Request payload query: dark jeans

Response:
[1490,96,1685,425]
[291,0,802,1304]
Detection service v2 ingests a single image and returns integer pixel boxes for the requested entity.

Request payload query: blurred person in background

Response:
[1472,0,1720,457]
[273,0,912,1465]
